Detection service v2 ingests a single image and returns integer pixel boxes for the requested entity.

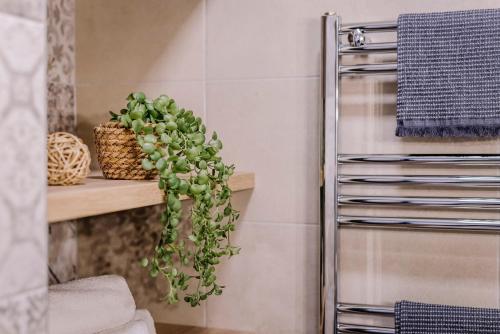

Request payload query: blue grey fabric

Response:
[396,9,500,137]
[395,300,500,333]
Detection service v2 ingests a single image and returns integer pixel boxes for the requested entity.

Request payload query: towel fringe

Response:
[396,125,500,137]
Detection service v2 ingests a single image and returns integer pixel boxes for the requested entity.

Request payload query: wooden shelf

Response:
[48,172,255,223]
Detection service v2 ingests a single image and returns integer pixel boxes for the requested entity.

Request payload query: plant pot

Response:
[94,122,157,180]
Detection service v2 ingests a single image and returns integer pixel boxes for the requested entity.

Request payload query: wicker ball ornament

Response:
[47,132,91,186]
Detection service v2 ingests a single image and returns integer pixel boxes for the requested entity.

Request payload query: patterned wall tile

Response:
[47,0,74,85]
[77,205,164,306]
[0,287,47,334]
[0,0,46,22]
[0,9,47,334]
[47,82,76,133]
[48,222,77,284]
[0,12,47,299]
[47,0,75,134]
[46,0,77,284]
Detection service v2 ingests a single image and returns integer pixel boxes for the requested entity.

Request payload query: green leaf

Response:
[141,158,154,170]
[155,158,167,171]
[155,122,166,134]
[190,184,206,195]
[191,133,205,145]
[150,151,162,161]
[131,119,144,133]
[174,158,188,173]
[160,133,172,144]
[142,143,156,154]
[165,121,178,131]
[133,92,146,102]
[144,134,157,143]
[178,179,190,195]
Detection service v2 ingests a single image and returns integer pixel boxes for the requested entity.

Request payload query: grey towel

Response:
[396,9,500,137]
[395,300,500,334]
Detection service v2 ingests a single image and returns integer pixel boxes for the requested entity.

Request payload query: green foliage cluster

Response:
[110,92,240,306]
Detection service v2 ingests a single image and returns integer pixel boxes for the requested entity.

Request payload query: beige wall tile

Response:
[76,81,204,169]
[329,0,500,23]
[76,0,204,85]
[340,229,500,307]
[206,78,320,224]
[206,222,318,334]
[206,0,332,79]
[148,296,207,327]
[339,77,500,154]
[207,0,500,80]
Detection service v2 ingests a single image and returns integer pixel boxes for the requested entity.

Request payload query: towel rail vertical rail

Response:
[321,12,500,334]
[320,12,339,334]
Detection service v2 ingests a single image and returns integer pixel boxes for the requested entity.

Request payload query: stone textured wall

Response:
[0,1,48,332]
[47,0,75,134]
[46,0,78,285]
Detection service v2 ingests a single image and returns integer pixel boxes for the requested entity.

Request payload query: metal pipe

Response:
[338,323,394,334]
[338,216,500,231]
[339,42,397,54]
[340,21,397,34]
[338,154,500,165]
[339,196,500,209]
[338,175,500,187]
[338,303,394,316]
[320,12,339,334]
[340,63,397,75]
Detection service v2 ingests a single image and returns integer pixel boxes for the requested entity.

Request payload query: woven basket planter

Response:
[94,122,157,180]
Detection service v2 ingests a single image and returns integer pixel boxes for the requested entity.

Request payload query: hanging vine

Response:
[110,92,240,306]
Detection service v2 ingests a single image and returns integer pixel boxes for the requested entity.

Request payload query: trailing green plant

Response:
[110,92,240,306]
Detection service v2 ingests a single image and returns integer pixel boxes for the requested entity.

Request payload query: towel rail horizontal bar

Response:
[338,154,500,165]
[337,303,394,316]
[338,323,394,334]
[338,216,500,231]
[338,175,500,187]
[339,43,397,54]
[340,63,397,75]
[338,195,500,209]
[340,21,397,34]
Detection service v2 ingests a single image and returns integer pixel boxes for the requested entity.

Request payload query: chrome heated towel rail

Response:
[320,13,500,334]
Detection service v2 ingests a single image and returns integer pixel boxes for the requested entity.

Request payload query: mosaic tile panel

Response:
[46,0,77,284]
[0,8,48,334]
[0,287,47,334]
[77,205,165,306]
[46,82,76,133]
[47,0,75,134]
[48,222,77,284]
[47,0,74,85]
[0,11,47,299]
[0,0,46,22]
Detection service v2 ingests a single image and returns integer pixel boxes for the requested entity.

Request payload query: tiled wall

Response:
[0,1,48,333]
[74,1,500,333]
[46,0,78,285]
[47,0,75,133]
[74,0,208,326]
